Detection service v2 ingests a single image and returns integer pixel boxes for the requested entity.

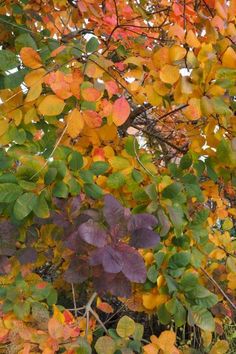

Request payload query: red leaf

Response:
[97,302,114,314]
[112,96,130,126]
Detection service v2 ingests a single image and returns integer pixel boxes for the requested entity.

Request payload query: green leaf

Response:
[162,182,182,199]
[107,172,125,189]
[95,336,116,354]
[68,151,83,171]
[157,304,171,325]
[79,170,94,183]
[125,136,139,157]
[189,307,215,332]
[0,183,23,203]
[90,161,109,175]
[116,316,135,338]
[68,178,81,196]
[0,50,19,71]
[147,265,158,283]
[75,338,92,354]
[47,288,58,306]
[13,301,30,320]
[133,323,144,341]
[179,153,192,170]
[174,301,186,327]
[15,33,37,51]
[212,97,232,116]
[33,194,50,218]
[50,160,67,179]
[84,183,103,199]
[52,181,69,198]
[132,169,143,183]
[167,205,185,234]
[154,251,165,269]
[3,68,28,89]
[86,37,99,53]
[168,251,191,269]
[13,192,37,220]
[18,180,36,191]
[44,167,57,185]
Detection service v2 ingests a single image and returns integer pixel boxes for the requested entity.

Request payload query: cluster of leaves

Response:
[0,0,236,352]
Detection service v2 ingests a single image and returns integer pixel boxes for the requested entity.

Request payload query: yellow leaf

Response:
[24,68,46,87]
[184,98,201,120]
[157,331,176,351]
[11,109,22,126]
[20,47,42,69]
[201,330,212,347]
[142,293,157,310]
[24,107,38,124]
[38,95,65,116]
[67,108,84,138]
[109,156,130,170]
[153,47,170,68]
[226,256,236,273]
[169,45,187,62]
[0,120,9,136]
[156,294,169,307]
[25,83,42,102]
[160,65,180,84]
[209,340,229,354]
[116,316,135,338]
[222,47,236,68]
[186,30,201,48]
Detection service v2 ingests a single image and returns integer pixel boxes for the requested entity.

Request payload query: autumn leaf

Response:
[160,65,180,84]
[20,47,42,69]
[111,96,130,126]
[67,108,84,138]
[38,95,65,116]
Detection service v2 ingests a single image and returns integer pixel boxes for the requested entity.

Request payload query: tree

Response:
[0,0,235,352]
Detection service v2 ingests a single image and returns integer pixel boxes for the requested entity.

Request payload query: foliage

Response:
[0,0,236,352]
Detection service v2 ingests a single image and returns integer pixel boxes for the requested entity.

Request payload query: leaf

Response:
[112,96,130,126]
[0,120,9,136]
[38,95,65,116]
[130,228,160,249]
[78,219,107,247]
[209,340,229,354]
[25,83,42,102]
[0,183,22,203]
[20,47,42,69]
[15,33,37,51]
[102,245,123,273]
[68,151,83,171]
[120,244,146,283]
[160,64,180,84]
[13,192,37,220]
[33,194,50,218]
[52,181,69,198]
[95,336,116,354]
[17,247,37,265]
[0,50,19,71]
[84,183,103,199]
[13,302,30,320]
[189,307,215,332]
[67,108,84,138]
[83,110,102,128]
[97,302,114,314]
[86,37,99,53]
[116,316,135,338]
[107,172,125,189]
[90,161,109,175]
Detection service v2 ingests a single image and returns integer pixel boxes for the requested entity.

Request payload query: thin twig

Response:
[71,283,78,318]
[200,267,236,311]
[133,133,156,178]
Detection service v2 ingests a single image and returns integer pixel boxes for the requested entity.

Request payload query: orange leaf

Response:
[20,47,42,69]
[24,68,46,87]
[67,108,84,138]
[82,87,101,101]
[83,110,102,128]
[0,328,9,343]
[112,96,130,126]
[160,65,180,84]
[97,302,114,314]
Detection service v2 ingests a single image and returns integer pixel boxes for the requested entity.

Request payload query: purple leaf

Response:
[102,245,123,273]
[128,214,158,232]
[103,195,124,226]
[0,221,18,256]
[89,248,104,266]
[109,272,132,298]
[17,247,37,264]
[78,219,107,247]
[64,256,89,284]
[130,228,160,248]
[93,267,131,298]
[118,244,146,283]
[0,256,11,275]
